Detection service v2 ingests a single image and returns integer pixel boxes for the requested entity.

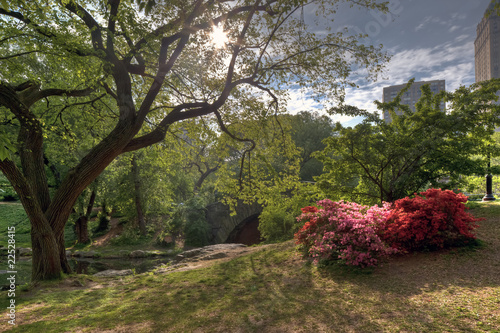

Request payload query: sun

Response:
[210,25,229,48]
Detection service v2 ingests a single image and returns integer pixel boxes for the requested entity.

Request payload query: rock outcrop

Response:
[93,269,134,277]
[173,243,246,263]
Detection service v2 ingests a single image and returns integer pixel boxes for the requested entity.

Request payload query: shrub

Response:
[1,187,19,201]
[258,183,318,242]
[110,226,144,245]
[184,208,210,247]
[382,189,480,252]
[182,196,211,247]
[258,205,300,242]
[295,199,396,268]
[93,212,110,234]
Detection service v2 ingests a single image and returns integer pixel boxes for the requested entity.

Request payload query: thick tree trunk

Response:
[75,189,96,244]
[75,216,90,244]
[29,214,72,280]
[0,158,64,280]
[56,230,72,274]
[30,231,62,281]
[132,154,146,236]
[1,54,146,281]
[94,200,110,233]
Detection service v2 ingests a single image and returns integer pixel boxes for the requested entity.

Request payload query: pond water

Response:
[0,256,173,286]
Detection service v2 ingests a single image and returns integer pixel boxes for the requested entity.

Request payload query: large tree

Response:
[0,0,389,281]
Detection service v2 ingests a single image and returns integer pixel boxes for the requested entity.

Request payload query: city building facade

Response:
[382,80,446,122]
[475,0,500,82]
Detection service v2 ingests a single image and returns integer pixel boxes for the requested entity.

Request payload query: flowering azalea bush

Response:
[294,199,397,268]
[295,189,481,268]
[381,189,480,252]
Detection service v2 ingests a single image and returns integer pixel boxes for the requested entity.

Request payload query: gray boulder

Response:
[93,269,133,277]
[73,250,99,258]
[129,250,147,258]
[17,248,32,256]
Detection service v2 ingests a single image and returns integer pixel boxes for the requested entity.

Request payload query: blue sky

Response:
[288,0,494,126]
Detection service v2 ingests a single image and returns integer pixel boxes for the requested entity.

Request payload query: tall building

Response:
[382,80,446,122]
[475,0,500,82]
[476,1,500,134]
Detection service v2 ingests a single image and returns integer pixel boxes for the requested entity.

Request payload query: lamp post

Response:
[483,151,496,201]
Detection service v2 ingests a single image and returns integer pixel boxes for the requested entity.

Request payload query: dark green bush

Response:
[183,197,210,247]
[1,187,19,201]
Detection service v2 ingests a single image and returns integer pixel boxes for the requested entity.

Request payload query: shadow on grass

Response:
[3,212,500,332]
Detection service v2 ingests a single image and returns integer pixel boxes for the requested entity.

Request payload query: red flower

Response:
[381,189,480,252]
[301,206,318,213]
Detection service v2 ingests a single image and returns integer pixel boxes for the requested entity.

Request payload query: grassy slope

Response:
[0,203,31,248]
[1,202,500,332]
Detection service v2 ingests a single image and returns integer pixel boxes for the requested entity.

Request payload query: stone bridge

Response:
[205,201,262,245]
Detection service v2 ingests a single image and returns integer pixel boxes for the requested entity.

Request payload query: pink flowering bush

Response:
[294,199,397,268]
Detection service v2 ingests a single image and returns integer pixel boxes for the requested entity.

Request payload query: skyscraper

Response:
[382,80,446,122]
[475,0,500,82]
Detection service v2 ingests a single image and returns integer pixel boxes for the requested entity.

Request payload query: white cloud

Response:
[283,0,482,127]
[415,23,425,32]
[451,12,467,20]
[285,88,323,114]
[414,11,469,33]
[415,16,432,31]
[286,37,475,127]
[337,37,475,126]
[285,87,366,125]
[455,34,470,42]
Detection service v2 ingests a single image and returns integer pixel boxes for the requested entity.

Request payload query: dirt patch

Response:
[83,322,154,333]
[92,217,123,246]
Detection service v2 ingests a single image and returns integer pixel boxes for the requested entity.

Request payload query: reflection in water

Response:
[68,257,173,275]
[1,256,173,287]
[74,260,90,274]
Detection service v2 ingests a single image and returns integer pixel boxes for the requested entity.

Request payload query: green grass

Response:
[466,199,500,217]
[0,203,31,248]
[0,202,165,254]
[1,202,500,332]
[0,203,78,248]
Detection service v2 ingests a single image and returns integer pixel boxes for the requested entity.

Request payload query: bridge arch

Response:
[225,213,261,246]
[205,201,262,245]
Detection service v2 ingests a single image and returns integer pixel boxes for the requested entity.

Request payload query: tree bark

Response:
[1,81,139,281]
[95,200,110,233]
[132,154,146,236]
[0,158,62,280]
[193,162,219,193]
[56,229,72,274]
[75,216,90,244]
[30,231,62,281]
[75,189,96,244]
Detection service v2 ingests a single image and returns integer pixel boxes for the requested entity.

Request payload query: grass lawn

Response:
[0,203,31,248]
[0,202,499,332]
[0,202,79,249]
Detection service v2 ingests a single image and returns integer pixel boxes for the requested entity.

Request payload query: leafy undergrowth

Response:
[1,202,500,332]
